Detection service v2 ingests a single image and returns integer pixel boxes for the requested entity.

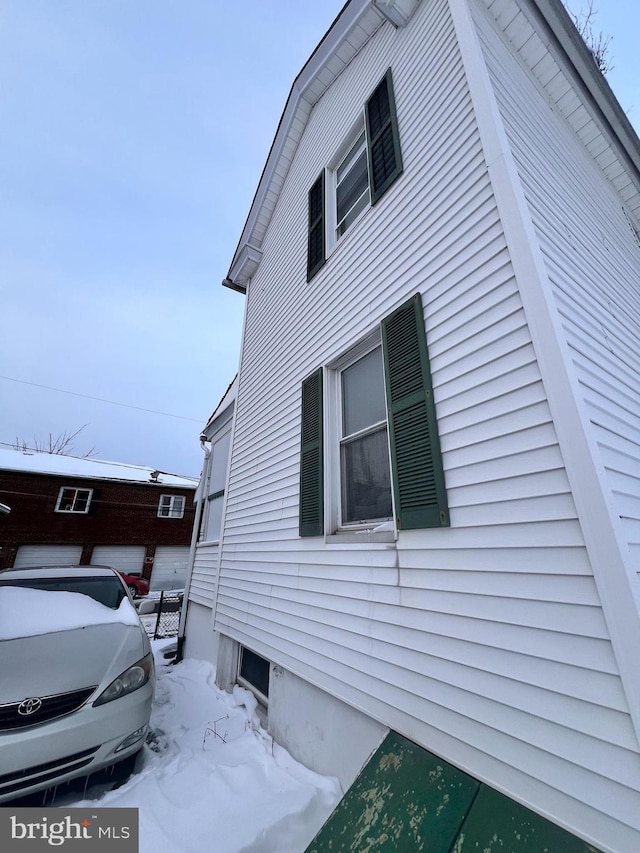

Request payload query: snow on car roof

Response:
[1,565,118,579]
[0,586,141,640]
[0,447,197,488]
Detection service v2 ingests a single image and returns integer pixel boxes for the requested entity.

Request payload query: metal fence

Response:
[139,591,184,640]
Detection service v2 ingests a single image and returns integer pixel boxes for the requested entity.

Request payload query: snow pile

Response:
[0,587,140,640]
[70,647,341,853]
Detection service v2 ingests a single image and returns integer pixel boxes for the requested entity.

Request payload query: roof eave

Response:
[222,0,391,293]
[527,0,640,191]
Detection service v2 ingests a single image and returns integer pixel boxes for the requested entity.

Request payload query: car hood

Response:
[2,622,149,702]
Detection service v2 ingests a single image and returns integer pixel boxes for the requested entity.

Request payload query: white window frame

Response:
[326,330,395,535]
[326,116,371,256]
[201,420,233,543]
[157,494,185,519]
[55,486,93,514]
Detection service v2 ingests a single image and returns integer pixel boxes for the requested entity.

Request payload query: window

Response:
[307,68,403,280]
[299,293,449,536]
[336,128,369,237]
[55,487,92,514]
[340,345,392,524]
[158,494,185,519]
[238,647,270,701]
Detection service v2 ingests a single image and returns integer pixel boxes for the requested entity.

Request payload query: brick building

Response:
[0,448,197,589]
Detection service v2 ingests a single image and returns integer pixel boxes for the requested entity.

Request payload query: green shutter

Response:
[307,172,326,281]
[299,368,324,537]
[365,68,403,205]
[382,293,449,530]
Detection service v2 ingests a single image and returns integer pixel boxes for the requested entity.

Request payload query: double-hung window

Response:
[307,68,403,281]
[158,494,185,519]
[55,487,92,514]
[299,293,449,536]
[335,128,370,238]
[340,345,393,525]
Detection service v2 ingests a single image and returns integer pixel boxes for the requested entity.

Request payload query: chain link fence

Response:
[138,591,184,640]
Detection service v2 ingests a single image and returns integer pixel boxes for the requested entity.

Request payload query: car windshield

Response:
[0,576,127,609]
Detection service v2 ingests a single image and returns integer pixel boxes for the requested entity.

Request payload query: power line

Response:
[0,375,202,423]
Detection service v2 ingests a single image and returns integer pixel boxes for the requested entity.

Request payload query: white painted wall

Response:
[214,0,640,849]
[269,666,388,793]
[182,600,219,665]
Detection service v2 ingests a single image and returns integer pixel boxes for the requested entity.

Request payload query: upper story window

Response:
[336,128,369,238]
[307,68,403,281]
[299,294,449,537]
[55,487,92,514]
[158,494,185,519]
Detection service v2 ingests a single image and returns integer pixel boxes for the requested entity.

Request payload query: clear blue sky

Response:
[0,1,638,476]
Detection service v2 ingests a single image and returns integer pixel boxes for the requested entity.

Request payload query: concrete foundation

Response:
[182,601,219,667]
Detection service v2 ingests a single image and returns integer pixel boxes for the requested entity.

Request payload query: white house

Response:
[184,0,640,849]
[180,377,237,664]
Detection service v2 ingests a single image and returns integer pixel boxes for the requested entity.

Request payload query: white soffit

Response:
[481,0,640,223]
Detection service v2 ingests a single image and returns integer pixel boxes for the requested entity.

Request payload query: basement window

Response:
[238,647,270,702]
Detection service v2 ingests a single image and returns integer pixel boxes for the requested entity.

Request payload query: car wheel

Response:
[127,584,138,598]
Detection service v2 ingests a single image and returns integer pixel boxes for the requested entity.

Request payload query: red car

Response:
[118,572,149,598]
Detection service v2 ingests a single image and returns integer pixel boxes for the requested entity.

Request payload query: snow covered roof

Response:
[204,375,238,433]
[0,448,197,489]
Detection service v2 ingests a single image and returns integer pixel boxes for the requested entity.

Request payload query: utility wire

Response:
[0,375,202,423]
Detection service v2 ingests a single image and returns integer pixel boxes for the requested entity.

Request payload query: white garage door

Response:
[14,544,83,567]
[151,546,190,590]
[91,546,145,575]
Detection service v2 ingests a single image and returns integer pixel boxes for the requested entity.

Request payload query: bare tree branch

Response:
[565,1,613,75]
[13,425,98,458]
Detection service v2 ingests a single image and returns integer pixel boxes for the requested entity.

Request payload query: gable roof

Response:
[222,0,640,293]
[0,448,198,489]
[203,375,238,434]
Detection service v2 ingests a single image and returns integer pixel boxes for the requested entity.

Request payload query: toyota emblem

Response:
[17,697,43,716]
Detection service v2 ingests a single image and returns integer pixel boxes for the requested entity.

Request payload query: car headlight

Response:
[93,653,154,707]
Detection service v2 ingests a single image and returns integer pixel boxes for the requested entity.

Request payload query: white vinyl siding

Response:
[90,545,145,575]
[477,7,640,602]
[14,544,83,567]
[215,0,639,849]
[189,543,220,606]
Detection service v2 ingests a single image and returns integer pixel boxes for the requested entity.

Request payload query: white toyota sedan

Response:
[0,565,154,803]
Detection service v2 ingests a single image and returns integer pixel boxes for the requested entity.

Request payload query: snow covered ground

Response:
[66,640,341,853]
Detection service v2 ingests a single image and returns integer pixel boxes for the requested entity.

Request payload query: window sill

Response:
[325,527,396,546]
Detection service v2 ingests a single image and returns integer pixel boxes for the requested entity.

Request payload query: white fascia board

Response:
[448,0,640,747]
[227,244,263,289]
[223,0,386,292]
